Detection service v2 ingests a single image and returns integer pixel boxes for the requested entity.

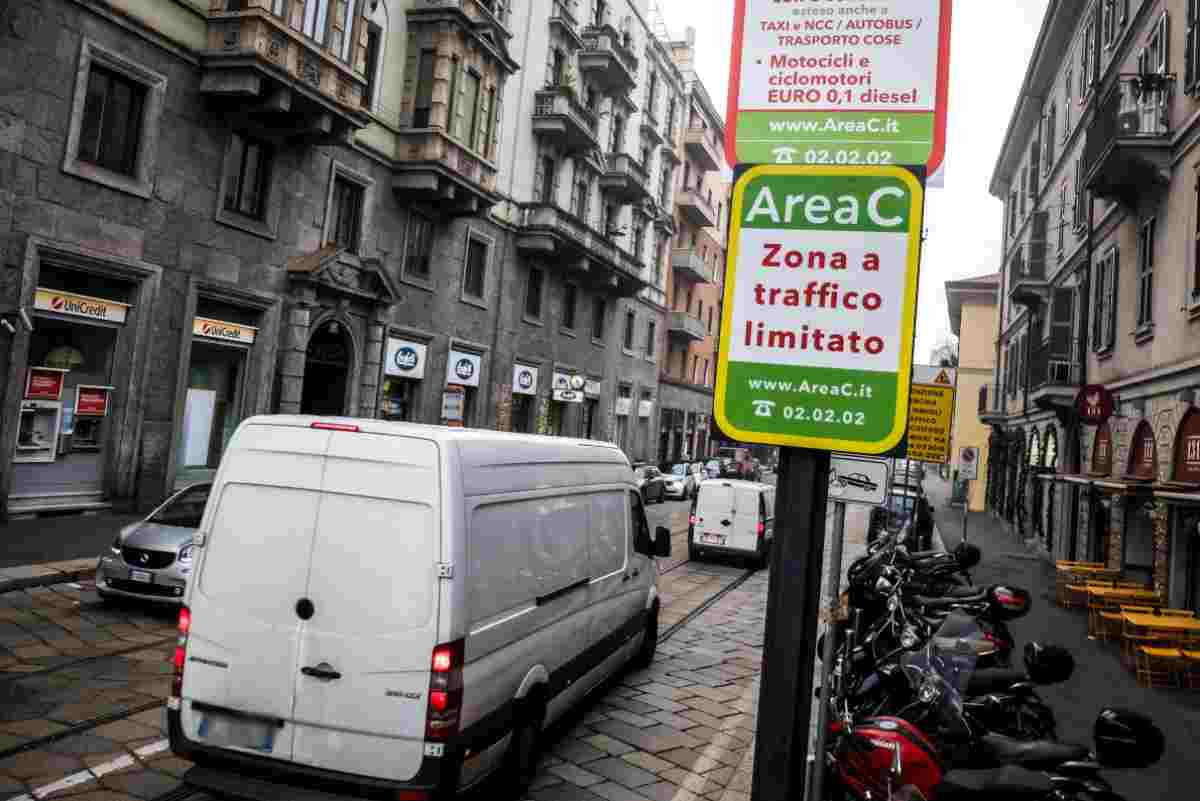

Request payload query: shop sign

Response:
[1173,412,1200,484]
[442,386,465,424]
[385,338,427,379]
[1126,422,1158,481]
[714,165,924,454]
[907,365,956,465]
[1091,423,1113,476]
[25,366,67,401]
[638,400,654,418]
[194,317,257,345]
[1028,429,1041,468]
[75,385,113,417]
[513,364,539,396]
[615,396,632,416]
[726,0,952,178]
[553,389,583,403]
[446,349,482,387]
[584,378,601,398]
[1075,384,1114,426]
[34,288,129,324]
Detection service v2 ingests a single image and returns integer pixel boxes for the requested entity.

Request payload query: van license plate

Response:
[129,570,152,584]
[701,534,725,546]
[197,712,276,752]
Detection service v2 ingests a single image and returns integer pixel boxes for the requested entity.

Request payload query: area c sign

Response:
[714,165,924,454]
[726,0,952,177]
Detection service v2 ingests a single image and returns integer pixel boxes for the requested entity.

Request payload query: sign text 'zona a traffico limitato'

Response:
[714,165,924,455]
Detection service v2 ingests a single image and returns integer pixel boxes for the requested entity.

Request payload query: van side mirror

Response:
[653,525,671,558]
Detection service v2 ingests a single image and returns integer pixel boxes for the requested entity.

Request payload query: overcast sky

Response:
[653,0,1051,364]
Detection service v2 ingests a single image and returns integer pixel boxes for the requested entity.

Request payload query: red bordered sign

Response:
[726,0,952,177]
[25,367,67,401]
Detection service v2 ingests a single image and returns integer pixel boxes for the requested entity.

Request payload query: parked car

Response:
[170,417,671,800]
[704,459,723,479]
[664,463,702,500]
[96,483,211,604]
[688,480,776,568]
[884,487,922,531]
[633,465,668,504]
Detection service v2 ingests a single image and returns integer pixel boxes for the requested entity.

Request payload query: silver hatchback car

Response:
[96,483,210,604]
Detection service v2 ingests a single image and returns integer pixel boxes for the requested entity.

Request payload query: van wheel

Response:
[501,694,544,797]
[633,605,659,669]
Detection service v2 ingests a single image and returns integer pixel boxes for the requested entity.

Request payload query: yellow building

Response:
[946,274,999,512]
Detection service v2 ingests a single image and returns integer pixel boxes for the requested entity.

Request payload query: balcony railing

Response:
[685,126,722,172]
[393,130,499,216]
[1082,73,1174,203]
[671,248,712,284]
[549,0,582,47]
[599,152,650,202]
[667,311,706,342]
[579,25,638,93]
[532,87,600,152]
[410,0,512,33]
[1029,337,1082,411]
[516,204,647,295]
[1008,211,1048,308]
[677,188,716,228]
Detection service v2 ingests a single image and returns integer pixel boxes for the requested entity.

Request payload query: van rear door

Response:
[290,430,441,782]
[694,483,735,549]
[182,423,333,763]
[729,486,762,553]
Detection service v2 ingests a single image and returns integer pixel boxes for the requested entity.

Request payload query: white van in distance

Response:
[168,416,671,800]
[688,480,776,568]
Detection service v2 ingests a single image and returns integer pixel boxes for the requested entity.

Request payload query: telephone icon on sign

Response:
[771,146,798,164]
[752,400,776,418]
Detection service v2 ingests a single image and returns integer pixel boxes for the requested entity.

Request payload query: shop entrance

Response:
[301,321,351,416]
[178,342,244,484]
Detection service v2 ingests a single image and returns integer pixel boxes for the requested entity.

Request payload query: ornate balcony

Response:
[667,311,705,342]
[549,0,584,49]
[676,188,716,228]
[392,131,500,217]
[579,25,638,94]
[685,126,722,172]
[516,205,647,296]
[641,118,664,146]
[1030,339,1082,412]
[532,88,600,152]
[671,248,712,284]
[1083,74,1174,205]
[599,153,650,203]
[199,2,373,142]
[1008,212,1047,309]
[978,384,1006,426]
[406,0,519,72]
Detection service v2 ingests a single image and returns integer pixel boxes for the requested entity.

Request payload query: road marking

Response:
[3,738,170,801]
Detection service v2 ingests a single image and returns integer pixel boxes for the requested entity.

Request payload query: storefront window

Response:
[380,377,418,421]
[179,342,244,477]
[512,393,535,433]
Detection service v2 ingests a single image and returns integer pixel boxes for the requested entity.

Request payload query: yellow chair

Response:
[1121,605,1156,614]
[1136,645,1183,689]
[1121,614,1161,670]
[1161,609,1195,618]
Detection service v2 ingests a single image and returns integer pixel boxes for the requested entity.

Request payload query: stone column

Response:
[359,310,386,418]
[1076,488,1091,562]
[278,293,315,414]
[1107,494,1126,570]
[1150,500,1170,598]
[494,383,513,432]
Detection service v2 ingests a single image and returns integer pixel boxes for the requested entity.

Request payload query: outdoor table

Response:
[1088,586,1161,603]
[1122,612,1200,635]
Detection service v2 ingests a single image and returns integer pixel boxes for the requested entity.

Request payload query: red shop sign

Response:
[75,386,112,417]
[25,367,67,401]
[1075,384,1115,426]
[1126,421,1158,481]
[1174,411,1200,484]
[1090,422,1113,476]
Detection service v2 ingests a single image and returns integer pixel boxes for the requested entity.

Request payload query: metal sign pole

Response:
[962,482,970,544]
[807,499,846,801]
[751,447,831,801]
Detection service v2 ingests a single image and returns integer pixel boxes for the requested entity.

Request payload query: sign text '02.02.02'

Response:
[714,165,924,455]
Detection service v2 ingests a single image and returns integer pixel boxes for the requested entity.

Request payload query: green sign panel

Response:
[714,165,924,454]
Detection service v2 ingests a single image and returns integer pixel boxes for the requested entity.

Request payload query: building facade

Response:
[0,0,690,517]
[981,0,1200,612]
[945,273,998,513]
[657,27,728,465]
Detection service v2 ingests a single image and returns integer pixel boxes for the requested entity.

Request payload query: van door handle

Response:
[301,665,342,681]
[721,519,731,526]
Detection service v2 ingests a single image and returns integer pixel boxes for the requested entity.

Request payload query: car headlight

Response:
[178,544,194,564]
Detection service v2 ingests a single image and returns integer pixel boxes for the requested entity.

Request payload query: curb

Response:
[0,564,95,595]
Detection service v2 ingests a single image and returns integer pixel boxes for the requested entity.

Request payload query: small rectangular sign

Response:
[553,389,584,403]
[713,165,925,454]
[34,288,129,324]
[75,385,114,417]
[828,454,889,506]
[194,317,257,345]
[615,397,632,417]
[959,446,980,480]
[386,339,428,379]
[906,365,956,464]
[25,367,67,401]
[513,364,539,395]
[441,388,465,422]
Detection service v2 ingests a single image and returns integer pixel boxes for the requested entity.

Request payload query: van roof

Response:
[235,415,631,472]
[702,479,770,490]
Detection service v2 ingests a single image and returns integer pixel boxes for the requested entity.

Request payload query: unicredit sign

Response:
[194,317,258,345]
[35,288,129,324]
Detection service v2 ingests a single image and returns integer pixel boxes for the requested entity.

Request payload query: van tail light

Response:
[311,422,360,432]
[689,515,698,526]
[426,639,464,741]
[171,606,191,699]
[757,520,765,538]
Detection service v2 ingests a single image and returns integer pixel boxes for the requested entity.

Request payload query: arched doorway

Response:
[301,320,352,416]
[1043,427,1059,555]
[1026,428,1041,542]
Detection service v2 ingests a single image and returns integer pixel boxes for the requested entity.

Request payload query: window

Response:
[78,65,146,176]
[465,70,482,149]
[484,87,497,158]
[537,155,557,203]
[1043,105,1055,171]
[1194,173,1200,300]
[592,296,606,340]
[653,237,665,284]
[1081,20,1095,93]
[1008,192,1017,238]
[707,306,714,333]
[691,355,699,383]
[303,0,330,44]
[403,213,434,280]
[572,167,590,221]
[665,98,676,138]
[646,71,658,118]
[611,114,625,153]
[1073,159,1087,231]
[525,266,545,320]
[329,177,363,251]
[447,56,461,136]
[413,49,435,128]
[1146,12,1169,75]
[1102,0,1116,47]
[1136,218,1155,329]
[222,133,271,220]
[463,236,489,300]
[659,166,672,206]
[339,0,356,61]
[646,320,656,357]
[1093,247,1118,352]
[1057,179,1066,258]
[1188,0,1200,92]
[632,214,646,261]
[551,48,565,86]
[362,23,381,109]
[623,309,635,351]
[563,283,578,330]
[1063,69,1072,134]
[1019,167,1028,216]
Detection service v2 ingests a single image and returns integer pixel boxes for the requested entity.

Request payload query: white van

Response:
[687,480,775,567]
[168,416,670,800]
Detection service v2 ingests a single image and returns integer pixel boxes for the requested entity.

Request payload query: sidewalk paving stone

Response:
[583,756,658,787]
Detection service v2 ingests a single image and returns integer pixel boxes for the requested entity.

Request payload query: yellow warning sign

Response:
[907,365,957,464]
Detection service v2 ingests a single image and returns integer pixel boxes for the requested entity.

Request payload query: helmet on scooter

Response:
[1023,642,1075,685]
[953,541,982,570]
[1093,708,1164,768]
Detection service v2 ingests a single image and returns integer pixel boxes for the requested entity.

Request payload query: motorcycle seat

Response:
[914,591,988,609]
[979,733,1089,769]
[965,669,1028,696]
[1052,760,1103,777]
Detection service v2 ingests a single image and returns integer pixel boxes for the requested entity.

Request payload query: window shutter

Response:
[1160,12,1170,73]
[1105,251,1119,349]
[1050,287,1074,357]
[452,61,466,140]
[476,82,491,152]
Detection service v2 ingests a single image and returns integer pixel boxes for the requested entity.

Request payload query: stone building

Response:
[0,0,685,517]
[945,272,998,513]
[981,0,1200,611]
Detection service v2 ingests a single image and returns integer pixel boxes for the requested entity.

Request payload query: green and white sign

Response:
[714,165,924,454]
